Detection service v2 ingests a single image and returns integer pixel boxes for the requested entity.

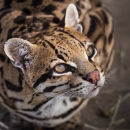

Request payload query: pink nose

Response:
[85,70,100,85]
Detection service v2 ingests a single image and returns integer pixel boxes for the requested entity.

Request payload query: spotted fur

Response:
[0,0,114,129]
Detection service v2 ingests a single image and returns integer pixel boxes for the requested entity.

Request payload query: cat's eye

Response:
[54,64,66,73]
[86,46,94,57]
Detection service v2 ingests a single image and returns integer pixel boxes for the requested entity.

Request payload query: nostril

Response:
[87,78,93,84]
[85,70,100,85]
[86,77,96,84]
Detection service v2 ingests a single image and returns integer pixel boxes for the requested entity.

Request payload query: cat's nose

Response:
[85,69,100,85]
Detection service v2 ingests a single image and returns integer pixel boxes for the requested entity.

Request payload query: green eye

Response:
[86,46,93,57]
[54,64,66,73]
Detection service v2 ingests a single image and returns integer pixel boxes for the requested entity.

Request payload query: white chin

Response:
[87,87,100,98]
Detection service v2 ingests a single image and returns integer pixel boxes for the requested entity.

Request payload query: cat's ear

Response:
[65,4,82,32]
[4,38,37,73]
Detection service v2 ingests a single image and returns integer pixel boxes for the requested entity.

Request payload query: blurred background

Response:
[82,0,130,129]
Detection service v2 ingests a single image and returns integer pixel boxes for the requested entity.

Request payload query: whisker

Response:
[106,77,118,83]
[44,89,72,108]
[104,81,109,88]
[21,87,42,98]
[44,90,74,114]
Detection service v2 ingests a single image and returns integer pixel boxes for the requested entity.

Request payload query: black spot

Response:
[101,10,108,24]
[53,17,60,24]
[59,15,65,27]
[32,16,38,23]
[7,58,11,64]
[42,4,56,14]
[21,35,28,39]
[36,93,41,96]
[5,80,23,92]
[18,74,23,85]
[63,99,67,106]
[33,71,52,88]
[55,49,58,54]
[43,22,50,30]
[70,84,75,89]
[101,69,104,73]
[103,37,108,56]
[45,40,55,50]
[37,112,42,115]
[31,0,43,7]
[45,68,49,72]
[44,86,57,92]
[7,26,18,40]
[28,27,33,32]
[0,54,6,62]
[14,15,26,24]
[50,59,57,62]
[17,0,26,2]
[41,42,47,47]
[87,15,100,36]
[4,0,13,8]
[44,82,68,92]
[70,97,78,102]
[57,54,66,61]
[76,1,80,6]
[108,29,113,44]
[61,8,66,14]
[0,67,4,78]
[0,10,11,20]
[22,8,31,15]
[70,83,82,89]
[19,26,26,31]
[58,33,63,36]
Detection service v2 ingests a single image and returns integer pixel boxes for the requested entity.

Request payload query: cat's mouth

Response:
[93,85,99,90]
[67,85,101,99]
[91,86,100,92]
[87,86,100,98]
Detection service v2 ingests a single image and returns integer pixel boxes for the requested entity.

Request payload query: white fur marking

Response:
[67,61,77,68]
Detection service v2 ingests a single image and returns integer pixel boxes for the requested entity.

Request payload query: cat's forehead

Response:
[28,27,94,64]
[42,27,93,48]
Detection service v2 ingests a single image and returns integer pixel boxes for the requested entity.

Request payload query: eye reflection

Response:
[54,64,66,73]
[86,46,93,56]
